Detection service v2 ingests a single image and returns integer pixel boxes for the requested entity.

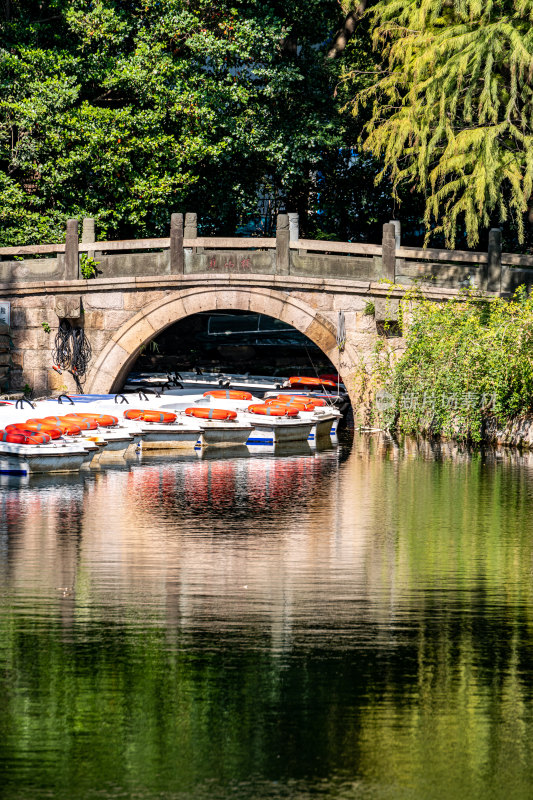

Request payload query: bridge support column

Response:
[381,223,396,283]
[170,213,184,274]
[486,228,502,294]
[276,214,290,275]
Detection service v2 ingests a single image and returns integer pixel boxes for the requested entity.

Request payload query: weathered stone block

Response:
[0,353,11,366]
[103,310,134,330]
[333,294,366,312]
[83,292,124,310]
[123,290,165,310]
[11,308,56,328]
[11,350,23,368]
[23,349,54,371]
[374,298,399,323]
[292,291,333,311]
[83,310,106,330]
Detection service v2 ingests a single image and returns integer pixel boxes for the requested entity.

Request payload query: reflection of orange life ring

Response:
[123,409,176,423]
[1,428,52,444]
[289,376,337,388]
[185,407,237,421]
[247,403,299,417]
[204,390,253,401]
[60,415,99,430]
[30,417,83,436]
[6,422,63,440]
[274,394,327,407]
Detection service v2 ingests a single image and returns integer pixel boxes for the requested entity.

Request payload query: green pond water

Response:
[1,435,533,799]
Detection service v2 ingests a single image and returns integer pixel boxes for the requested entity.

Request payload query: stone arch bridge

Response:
[1,214,531,407]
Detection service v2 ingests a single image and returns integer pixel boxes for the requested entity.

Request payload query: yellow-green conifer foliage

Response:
[352,0,533,247]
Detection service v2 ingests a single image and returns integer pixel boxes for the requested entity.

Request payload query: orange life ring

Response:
[265,398,317,411]
[185,407,237,421]
[204,390,253,401]
[319,374,341,383]
[65,412,118,427]
[124,409,143,420]
[40,416,83,436]
[6,422,63,440]
[289,376,337,388]
[122,409,176,423]
[273,394,327,407]
[60,414,99,430]
[247,403,299,417]
[2,427,52,444]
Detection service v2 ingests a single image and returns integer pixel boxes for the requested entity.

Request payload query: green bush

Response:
[379,287,533,442]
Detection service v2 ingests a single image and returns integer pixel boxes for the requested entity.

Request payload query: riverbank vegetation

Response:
[373,288,533,442]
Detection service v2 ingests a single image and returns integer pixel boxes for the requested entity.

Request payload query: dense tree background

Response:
[2,0,531,250]
[0,0,398,244]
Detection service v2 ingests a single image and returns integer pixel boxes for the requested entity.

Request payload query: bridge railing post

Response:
[276,214,290,275]
[170,213,184,274]
[65,219,79,280]
[381,222,396,282]
[486,227,502,294]
[184,213,199,254]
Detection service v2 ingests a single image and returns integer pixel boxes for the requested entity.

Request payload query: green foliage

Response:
[380,287,533,441]
[79,253,100,279]
[41,321,51,333]
[350,0,533,248]
[363,301,375,316]
[0,0,373,244]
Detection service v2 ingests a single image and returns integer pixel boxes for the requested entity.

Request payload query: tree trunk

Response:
[327,2,368,59]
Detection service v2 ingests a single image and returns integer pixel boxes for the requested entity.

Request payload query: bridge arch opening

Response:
[127,309,339,384]
[85,287,353,407]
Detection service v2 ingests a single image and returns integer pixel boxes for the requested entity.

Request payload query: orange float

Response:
[265,398,317,411]
[1,428,52,444]
[273,394,327,407]
[60,415,99,430]
[185,407,237,421]
[29,417,83,436]
[204,390,253,401]
[6,422,63,440]
[65,412,118,427]
[288,376,337,389]
[122,409,176,423]
[247,403,299,417]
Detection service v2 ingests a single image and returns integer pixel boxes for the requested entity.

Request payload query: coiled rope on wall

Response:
[53,320,92,393]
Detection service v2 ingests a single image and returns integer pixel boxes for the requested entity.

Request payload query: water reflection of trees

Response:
[2,438,533,797]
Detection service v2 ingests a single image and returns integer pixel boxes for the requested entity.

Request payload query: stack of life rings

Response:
[0,412,123,445]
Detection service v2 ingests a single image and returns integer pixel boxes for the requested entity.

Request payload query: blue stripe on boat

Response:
[246,438,274,446]
[0,469,28,476]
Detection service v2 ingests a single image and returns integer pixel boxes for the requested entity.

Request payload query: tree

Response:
[0,0,369,244]
[349,0,533,248]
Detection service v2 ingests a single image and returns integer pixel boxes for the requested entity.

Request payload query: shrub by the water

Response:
[378,288,533,442]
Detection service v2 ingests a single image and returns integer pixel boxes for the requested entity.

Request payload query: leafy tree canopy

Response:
[0,0,367,244]
[349,0,533,248]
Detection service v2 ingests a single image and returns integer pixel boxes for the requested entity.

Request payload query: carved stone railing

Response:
[0,212,532,295]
